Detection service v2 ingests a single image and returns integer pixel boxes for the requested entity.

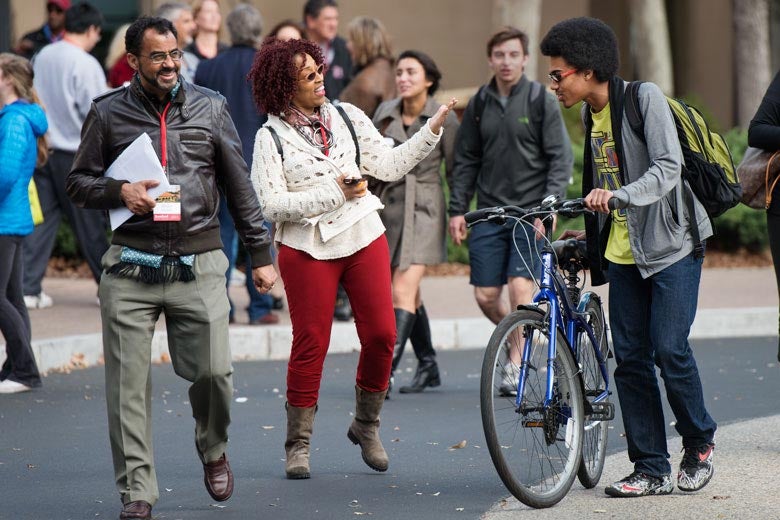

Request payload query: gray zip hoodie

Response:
[582,79,712,285]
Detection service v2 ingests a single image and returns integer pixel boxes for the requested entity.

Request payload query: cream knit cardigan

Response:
[251,102,441,260]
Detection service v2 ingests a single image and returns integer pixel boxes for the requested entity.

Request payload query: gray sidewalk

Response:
[483,414,780,519]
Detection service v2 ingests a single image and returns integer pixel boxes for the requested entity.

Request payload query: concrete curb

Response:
[29,306,777,374]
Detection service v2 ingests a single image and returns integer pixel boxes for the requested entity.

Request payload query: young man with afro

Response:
[540,17,717,498]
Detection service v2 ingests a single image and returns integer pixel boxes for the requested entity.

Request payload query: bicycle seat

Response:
[552,239,589,270]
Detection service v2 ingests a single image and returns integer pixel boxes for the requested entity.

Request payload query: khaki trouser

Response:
[99,245,232,506]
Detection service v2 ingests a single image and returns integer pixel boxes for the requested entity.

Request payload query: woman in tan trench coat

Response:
[373,50,459,396]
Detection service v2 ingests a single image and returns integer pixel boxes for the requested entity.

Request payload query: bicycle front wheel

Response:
[576,296,610,488]
[480,309,584,509]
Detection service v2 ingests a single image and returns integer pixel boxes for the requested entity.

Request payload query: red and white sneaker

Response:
[677,442,715,492]
[605,471,673,497]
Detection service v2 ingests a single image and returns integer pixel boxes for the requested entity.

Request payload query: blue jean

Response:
[608,253,717,476]
[218,195,273,321]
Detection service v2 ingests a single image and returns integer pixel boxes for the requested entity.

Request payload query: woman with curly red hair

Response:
[248,37,455,479]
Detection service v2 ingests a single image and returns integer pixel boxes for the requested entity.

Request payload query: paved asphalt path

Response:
[1,336,778,520]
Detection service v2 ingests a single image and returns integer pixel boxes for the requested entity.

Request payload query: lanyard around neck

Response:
[159,102,172,175]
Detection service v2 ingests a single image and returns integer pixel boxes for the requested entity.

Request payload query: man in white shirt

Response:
[23,1,109,310]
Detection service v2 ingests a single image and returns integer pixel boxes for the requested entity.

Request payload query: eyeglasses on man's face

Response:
[548,68,577,83]
[300,64,325,82]
[138,49,184,65]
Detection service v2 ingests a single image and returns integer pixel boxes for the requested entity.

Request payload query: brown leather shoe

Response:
[119,500,152,520]
[203,453,234,501]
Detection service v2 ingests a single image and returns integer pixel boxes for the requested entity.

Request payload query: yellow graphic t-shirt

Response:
[590,103,634,264]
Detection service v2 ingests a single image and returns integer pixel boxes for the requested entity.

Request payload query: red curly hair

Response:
[248,37,326,116]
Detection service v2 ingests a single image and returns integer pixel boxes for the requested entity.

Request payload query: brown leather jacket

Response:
[66,79,272,266]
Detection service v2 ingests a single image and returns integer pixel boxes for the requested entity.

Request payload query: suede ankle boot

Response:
[285,403,317,479]
[399,305,441,393]
[347,385,389,471]
[387,308,417,398]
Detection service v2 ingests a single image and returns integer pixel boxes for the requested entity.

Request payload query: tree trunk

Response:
[629,0,674,95]
[733,0,771,128]
[493,0,543,80]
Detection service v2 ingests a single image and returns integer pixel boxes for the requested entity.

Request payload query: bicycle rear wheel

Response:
[576,296,609,488]
[480,309,584,509]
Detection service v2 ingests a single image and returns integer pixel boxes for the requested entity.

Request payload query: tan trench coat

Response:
[372,97,459,269]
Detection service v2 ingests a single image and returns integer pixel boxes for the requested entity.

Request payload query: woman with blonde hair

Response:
[0,53,48,394]
[340,16,395,118]
[186,0,228,61]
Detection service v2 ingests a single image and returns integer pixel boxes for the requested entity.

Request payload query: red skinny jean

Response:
[279,237,396,407]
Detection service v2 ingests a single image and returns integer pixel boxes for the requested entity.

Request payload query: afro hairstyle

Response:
[539,17,619,82]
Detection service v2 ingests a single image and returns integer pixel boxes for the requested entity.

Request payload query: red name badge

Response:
[153,184,181,222]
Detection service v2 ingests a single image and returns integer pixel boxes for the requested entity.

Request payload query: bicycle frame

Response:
[514,223,610,413]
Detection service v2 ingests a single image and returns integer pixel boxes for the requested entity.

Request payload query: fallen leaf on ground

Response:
[449,440,467,450]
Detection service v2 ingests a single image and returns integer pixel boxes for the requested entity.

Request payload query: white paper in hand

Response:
[106,133,170,230]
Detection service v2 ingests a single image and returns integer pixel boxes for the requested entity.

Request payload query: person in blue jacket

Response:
[0,53,48,394]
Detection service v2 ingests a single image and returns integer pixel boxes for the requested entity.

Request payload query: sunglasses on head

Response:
[548,68,578,83]
[301,64,325,82]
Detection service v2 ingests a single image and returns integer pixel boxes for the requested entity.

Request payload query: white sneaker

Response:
[498,372,518,397]
[0,379,32,394]
[24,291,53,309]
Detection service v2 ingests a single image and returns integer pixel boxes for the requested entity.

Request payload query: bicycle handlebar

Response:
[464,197,592,227]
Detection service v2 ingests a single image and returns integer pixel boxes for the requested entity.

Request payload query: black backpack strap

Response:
[472,85,488,124]
[528,80,547,147]
[683,181,705,258]
[529,80,546,125]
[267,126,284,161]
[625,81,645,143]
[334,103,360,168]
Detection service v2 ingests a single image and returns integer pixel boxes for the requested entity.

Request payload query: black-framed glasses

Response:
[548,68,577,83]
[300,64,325,82]
[137,50,184,65]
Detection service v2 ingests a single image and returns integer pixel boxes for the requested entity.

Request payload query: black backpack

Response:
[265,104,360,168]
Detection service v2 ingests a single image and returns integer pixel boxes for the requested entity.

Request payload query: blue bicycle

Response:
[465,196,613,508]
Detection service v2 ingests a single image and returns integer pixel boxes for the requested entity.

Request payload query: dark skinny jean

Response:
[0,235,41,387]
[768,192,780,360]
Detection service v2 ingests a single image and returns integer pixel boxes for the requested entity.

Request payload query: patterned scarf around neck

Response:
[282,104,333,155]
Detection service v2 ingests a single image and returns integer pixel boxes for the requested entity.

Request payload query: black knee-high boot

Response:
[388,309,416,397]
[399,305,441,393]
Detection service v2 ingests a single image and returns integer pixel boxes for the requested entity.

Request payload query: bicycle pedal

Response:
[587,402,615,421]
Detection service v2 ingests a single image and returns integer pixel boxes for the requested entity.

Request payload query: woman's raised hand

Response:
[428,98,458,135]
